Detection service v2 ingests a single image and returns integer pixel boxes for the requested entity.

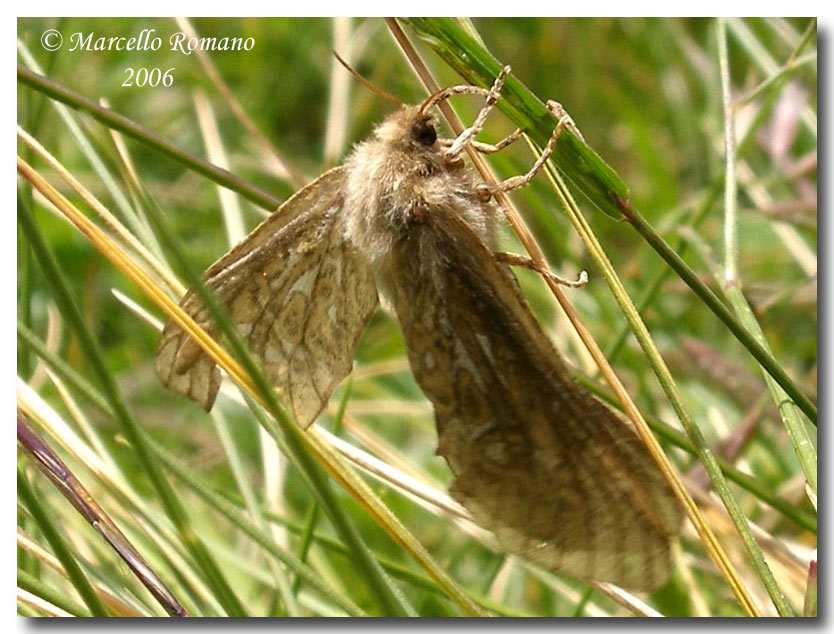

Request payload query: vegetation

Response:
[18,17,816,616]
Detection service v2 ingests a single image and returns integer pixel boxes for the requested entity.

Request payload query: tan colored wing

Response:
[385,207,682,591]
[155,167,379,425]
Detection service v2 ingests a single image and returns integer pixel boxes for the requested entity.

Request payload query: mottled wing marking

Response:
[154,167,379,425]
[387,207,682,591]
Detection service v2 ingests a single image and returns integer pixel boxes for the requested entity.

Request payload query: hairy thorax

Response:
[341,106,497,268]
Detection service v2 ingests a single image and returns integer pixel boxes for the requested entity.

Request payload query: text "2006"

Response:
[123,68,175,87]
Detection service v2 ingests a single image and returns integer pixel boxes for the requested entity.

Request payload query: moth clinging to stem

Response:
[155,61,682,591]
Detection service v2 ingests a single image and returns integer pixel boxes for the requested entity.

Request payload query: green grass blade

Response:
[16,66,280,212]
[139,191,417,617]
[17,568,93,617]
[18,468,109,616]
[715,18,816,500]
[143,431,367,617]
[403,17,816,428]
[17,183,247,617]
[620,204,816,426]
[17,41,164,260]
[405,17,628,219]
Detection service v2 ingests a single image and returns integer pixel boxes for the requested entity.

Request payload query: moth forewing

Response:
[154,166,378,425]
[383,206,681,591]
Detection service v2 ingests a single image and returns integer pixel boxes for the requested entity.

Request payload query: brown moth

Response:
[155,67,682,591]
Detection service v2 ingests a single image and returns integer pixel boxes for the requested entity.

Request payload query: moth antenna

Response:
[332,51,403,107]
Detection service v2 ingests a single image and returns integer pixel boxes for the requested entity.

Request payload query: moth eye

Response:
[411,121,437,146]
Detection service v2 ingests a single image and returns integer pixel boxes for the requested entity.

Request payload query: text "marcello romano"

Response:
[68,29,255,54]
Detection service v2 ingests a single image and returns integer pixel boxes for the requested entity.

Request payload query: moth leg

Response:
[437,128,521,170]
[470,128,524,154]
[443,65,512,163]
[547,100,585,142]
[475,100,581,200]
[495,251,588,288]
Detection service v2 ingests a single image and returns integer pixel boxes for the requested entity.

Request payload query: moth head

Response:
[374,106,440,152]
[331,53,440,152]
[410,117,438,147]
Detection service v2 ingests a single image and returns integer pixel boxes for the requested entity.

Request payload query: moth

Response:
[155,66,682,591]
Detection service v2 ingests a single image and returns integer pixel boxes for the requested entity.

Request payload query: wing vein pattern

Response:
[386,205,682,591]
[155,166,379,425]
